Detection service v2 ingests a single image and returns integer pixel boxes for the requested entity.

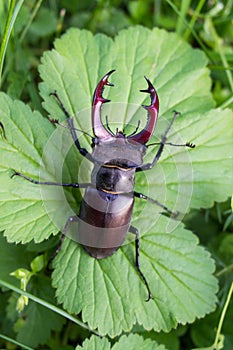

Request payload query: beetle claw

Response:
[92,70,116,139]
[94,69,115,103]
[140,76,159,110]
[140,76,155,94]
[128,76,159,144]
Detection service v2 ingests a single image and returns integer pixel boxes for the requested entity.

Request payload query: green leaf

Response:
[30,254,45,273]
[75,334,167,350]
[52,216,217,336]
[75,336,110,350]
[0,93,58,243]
[0,26,232,337]
[191,302,233,350]
[15,276,65,348]
[39,26,214,122]
[0,235,34,283]
[112,334,167,350]
[38,26,232,216]
[0,236,65,348]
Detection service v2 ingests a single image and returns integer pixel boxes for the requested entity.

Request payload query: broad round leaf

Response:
[75,334,167,350]
[52,216,217,336]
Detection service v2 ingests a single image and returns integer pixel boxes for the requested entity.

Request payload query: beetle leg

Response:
[11,171,90,188]
[137,111,180,172]
[129,225,153,301]
[50,91,94,163]
[48,215,80,262]
[54,215,80,255]
[134,191,179,218]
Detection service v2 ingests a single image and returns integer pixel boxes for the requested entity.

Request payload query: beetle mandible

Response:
[13,70,194,301]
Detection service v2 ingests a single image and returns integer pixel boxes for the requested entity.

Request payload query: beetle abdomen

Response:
[77,186,134,258]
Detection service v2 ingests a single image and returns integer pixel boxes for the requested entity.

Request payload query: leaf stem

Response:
[19,0,43,43]
[183,0,206,40]
[213,282,233,349]
[0,333,33,350]
[215,264,233,277]
[219,95,233,109]
[176,0,191,35]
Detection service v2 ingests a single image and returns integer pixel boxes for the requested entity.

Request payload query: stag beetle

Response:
[13,70,194,301]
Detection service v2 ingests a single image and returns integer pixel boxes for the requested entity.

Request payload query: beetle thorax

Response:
[92,137,146,167]
[90,137,146,194]
[92,163,135,193]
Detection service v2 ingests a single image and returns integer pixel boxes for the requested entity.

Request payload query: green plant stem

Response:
[1,1,43,87]
[165,0,215,64]
[206,17,233,93]
[0,334,33,350]
[0,278,100,337]
[19,0,44,43]
[218,46,233,93]
[176,0,191,35]
[215,263,233,277]
[213,282,233,349]
[184,0,206,40]
[0,0,25,88]
[219,95,233,109]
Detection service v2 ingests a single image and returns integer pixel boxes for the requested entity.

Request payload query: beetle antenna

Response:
[126,120,141,137]
[49,91,94,141]
[105,115,115,136]
[49,118,94,140]
[147,141,195,148]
